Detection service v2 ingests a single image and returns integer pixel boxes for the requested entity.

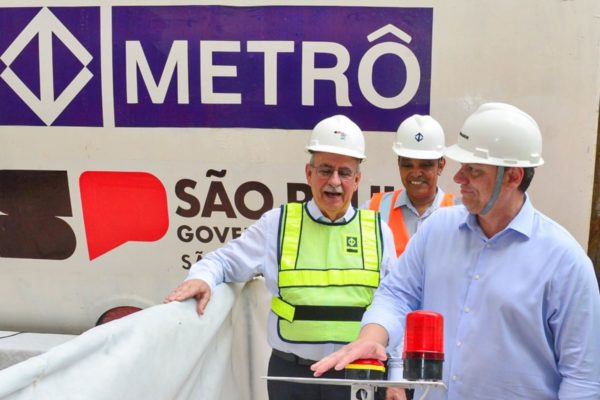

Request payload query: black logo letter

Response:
[0,170,76,260]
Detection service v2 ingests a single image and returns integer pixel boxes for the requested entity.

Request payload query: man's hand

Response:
[164,279,211,315]
[310,338,387,377]
[311,323,389,377]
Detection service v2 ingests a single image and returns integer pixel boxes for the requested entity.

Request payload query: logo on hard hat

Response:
[414,132,424,142]
[334,130,347,140]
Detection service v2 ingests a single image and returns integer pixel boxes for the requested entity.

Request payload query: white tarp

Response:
[0,332,74,371]
[0,279,271,400]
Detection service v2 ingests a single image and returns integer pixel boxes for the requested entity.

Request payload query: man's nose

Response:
[454,168,466,184]
[411,168,424,176]
[328,170,342,185]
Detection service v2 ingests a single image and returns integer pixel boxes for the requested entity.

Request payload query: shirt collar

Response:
[460,193,534,239]
[394,187,446,212]
[306,199,356,223]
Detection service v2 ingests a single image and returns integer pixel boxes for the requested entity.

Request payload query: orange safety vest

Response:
[369,189,454,257]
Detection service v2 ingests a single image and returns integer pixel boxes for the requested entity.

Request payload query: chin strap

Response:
[480,166,505,215]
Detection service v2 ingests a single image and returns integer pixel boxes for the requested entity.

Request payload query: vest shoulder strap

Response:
[279,203,303,270]
[441,193,455,206]
[369,192,384,211]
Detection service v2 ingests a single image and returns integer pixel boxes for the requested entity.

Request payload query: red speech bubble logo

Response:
[80,171,169,260]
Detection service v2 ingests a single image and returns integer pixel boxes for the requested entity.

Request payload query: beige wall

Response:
[1,0,598,333]
[360,0,600,247]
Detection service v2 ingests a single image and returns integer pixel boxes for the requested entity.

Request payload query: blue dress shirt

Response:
[363,196,600,399]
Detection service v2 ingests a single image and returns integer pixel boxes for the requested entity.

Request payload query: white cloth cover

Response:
[0,332,75,371]
[0,279,271,400]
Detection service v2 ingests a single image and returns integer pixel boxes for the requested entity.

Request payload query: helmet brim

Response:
[393,145,444,160]
[306,144,366,160]
[444,144,483,164]
[445,144,544,167]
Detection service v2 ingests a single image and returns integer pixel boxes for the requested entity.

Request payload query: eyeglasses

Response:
[310,165,357,181]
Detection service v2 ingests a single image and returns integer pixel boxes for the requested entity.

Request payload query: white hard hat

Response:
[306,115,366,160]
[393,115,445,159]
[445,102,544,167]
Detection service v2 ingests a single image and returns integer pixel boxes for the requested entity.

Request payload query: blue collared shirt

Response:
[187,199,397,361]
[363,196,600,399]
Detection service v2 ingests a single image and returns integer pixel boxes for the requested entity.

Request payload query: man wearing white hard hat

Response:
[165,115,396,400]
[365,115,457,257]
[312,103,600,399]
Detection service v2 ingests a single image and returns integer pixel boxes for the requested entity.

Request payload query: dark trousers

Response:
[267,351,386,400]
[267,351,350,400]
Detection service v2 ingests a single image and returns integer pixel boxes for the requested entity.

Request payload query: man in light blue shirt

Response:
[312,103,600,399]
[165,115,396,400]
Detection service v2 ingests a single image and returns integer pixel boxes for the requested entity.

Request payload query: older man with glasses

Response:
[165,115,396,400]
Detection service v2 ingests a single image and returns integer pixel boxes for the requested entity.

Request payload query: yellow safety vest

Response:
[271,203,383,344]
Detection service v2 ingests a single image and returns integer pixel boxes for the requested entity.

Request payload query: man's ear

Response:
[437,157,446,175]
[305,163,312,183]
[353,171,362,192]
[505,167,524,189]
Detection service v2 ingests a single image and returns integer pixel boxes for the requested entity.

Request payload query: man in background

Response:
[365,115,456,257]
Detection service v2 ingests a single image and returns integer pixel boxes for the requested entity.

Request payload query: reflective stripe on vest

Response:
[370,190,454,257]
[279,269,380,288]
[272,203,383,344]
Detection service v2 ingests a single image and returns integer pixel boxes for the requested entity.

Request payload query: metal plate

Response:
[262,376,446,389]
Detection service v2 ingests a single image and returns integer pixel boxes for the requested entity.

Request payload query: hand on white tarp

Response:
[164,278,212,315]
